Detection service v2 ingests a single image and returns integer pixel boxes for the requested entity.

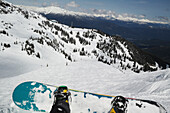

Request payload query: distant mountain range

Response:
[20,5,170,25]
[40,13,170,41]
[20,5,170,63]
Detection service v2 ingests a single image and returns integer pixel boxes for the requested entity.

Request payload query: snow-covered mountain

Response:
[0,1,170,113]
[0,1,169,74]
[20,5,169,25]
[20,4,170,65]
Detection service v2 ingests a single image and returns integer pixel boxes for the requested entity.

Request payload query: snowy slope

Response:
[0,1,170,113]
[1,1,168,75]
[0,60,170,112]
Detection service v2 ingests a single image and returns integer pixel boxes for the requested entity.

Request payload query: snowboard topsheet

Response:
[12,81,167,113]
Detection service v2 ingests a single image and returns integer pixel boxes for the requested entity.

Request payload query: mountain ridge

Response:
[0,1,169,75]
[20,5,170,25]
[35,9,170,64]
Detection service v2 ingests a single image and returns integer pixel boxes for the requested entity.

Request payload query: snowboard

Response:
[12,81,167,113]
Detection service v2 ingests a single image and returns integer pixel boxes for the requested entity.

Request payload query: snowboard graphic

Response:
[12,81,167,113]
[12,81,55,112]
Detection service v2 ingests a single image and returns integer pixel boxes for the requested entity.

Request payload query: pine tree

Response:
[133,61,136,67]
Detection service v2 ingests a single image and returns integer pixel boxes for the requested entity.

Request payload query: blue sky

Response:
[5,0,170,23]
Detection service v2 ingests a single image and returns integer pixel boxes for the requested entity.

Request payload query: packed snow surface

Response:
[0,59,170,112]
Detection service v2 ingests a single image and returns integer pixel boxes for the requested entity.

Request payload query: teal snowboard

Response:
[12,81,167,113]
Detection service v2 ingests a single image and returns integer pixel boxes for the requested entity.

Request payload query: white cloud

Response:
[139,14,146,18]
[90,8,116,17]
[66,1,79,8]
[50,2,60,7]
[88,8,168,24]
[91,9,107,14]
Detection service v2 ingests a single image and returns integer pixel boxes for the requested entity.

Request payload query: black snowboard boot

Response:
[50,86,71,113]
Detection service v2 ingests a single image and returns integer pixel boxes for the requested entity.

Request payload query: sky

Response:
[4,0,170,23]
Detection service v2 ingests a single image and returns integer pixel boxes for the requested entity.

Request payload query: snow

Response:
[0,1,170,113]
[0,60,170,112]
[117,41,131,58]
[20,5,168,25]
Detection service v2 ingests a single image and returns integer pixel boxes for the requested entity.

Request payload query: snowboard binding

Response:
[54,86,71,103]
[110,96,128,113]
[50,86,71,113]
